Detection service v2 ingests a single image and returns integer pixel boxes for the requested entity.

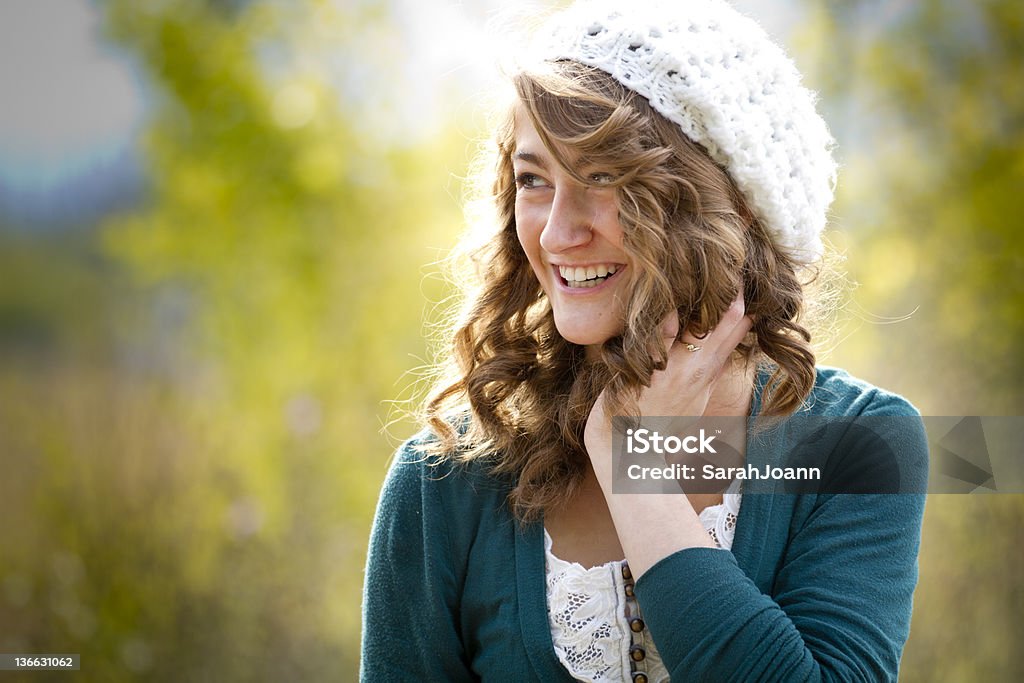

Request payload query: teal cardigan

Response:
[361,368,928,681]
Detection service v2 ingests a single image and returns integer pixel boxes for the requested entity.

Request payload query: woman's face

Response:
[512,106,631,349]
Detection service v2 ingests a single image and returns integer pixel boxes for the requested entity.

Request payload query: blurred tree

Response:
[800,1,1024,680]
[801,0,1023,414]
[1,0,466,680]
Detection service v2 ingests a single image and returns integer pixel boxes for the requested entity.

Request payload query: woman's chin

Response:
[554,324,619,348]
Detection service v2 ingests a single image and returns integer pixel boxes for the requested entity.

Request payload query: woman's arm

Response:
[585,295,754,577]
[634,485,925,682]
[360,441,476,682]
[585,296,927,680]
[594,407,926,681]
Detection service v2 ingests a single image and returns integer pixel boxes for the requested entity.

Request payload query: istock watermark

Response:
[610,416,1024,495]
[624,427,719,455]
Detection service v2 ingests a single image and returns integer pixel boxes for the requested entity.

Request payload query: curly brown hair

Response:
[423,62,821,521]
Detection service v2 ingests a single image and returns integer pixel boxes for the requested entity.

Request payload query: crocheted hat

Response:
[532,0,837,263]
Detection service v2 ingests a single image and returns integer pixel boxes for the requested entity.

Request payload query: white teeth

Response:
[558,264,620,281]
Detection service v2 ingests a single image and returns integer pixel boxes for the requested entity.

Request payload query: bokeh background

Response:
[0,0,1020,680]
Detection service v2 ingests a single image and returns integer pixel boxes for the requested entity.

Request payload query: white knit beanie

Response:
[532,0,837,263]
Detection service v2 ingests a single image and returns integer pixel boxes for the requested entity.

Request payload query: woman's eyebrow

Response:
[513,151,548,169]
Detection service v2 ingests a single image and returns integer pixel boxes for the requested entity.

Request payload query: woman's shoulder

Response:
[380,429,514,517]
[372,430,520,570]
[804,366,921,417]
[762,367,929,495]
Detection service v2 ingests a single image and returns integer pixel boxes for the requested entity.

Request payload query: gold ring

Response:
[685,343,702,352]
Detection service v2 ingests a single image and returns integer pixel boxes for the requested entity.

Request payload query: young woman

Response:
[362,1,927,681]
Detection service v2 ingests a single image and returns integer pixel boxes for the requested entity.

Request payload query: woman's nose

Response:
[539,187,593,253]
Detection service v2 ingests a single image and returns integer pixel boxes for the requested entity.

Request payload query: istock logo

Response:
[625,428,717,454]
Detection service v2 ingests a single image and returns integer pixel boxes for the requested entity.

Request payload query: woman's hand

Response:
[584,293,754,453]
[582,292,754,578]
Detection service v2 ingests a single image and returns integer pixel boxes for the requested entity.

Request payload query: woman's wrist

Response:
[587,429,715,579]
[602,492,715,579]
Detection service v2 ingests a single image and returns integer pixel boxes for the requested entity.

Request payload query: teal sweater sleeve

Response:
[634,387,928,682]
[360,441,476,682]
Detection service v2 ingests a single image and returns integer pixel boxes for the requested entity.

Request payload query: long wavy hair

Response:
[423,62,821,521]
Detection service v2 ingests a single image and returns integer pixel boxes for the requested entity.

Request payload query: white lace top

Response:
[544,485,741,683]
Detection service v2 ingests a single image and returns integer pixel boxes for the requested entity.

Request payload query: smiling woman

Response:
[361,1,928,681]
[512,106,630,348]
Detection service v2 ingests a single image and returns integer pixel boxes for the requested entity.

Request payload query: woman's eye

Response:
[589,172,616,185]
[515,173,548,190]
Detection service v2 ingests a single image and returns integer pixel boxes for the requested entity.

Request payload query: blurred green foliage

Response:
[0,0,1020,680]
[1,0,464,680]
[802,1,1024,680]
[802,0,1024,413]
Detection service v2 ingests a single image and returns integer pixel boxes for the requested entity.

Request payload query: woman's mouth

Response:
[556,263,623,289]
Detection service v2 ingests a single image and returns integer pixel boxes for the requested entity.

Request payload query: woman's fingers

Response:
[651,309,681,360]
[670,292,751,382]
[633,291,752,428]
[700,291,748,346]
[717,312,754,359]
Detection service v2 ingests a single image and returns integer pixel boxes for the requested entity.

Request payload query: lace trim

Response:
[545,532,632,681]
[545,487,741,682]
[702,486,741,549]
